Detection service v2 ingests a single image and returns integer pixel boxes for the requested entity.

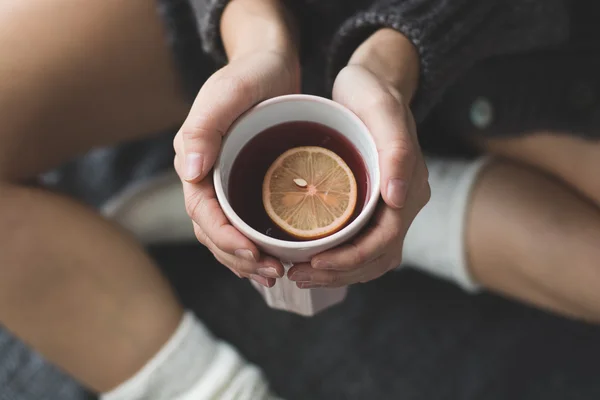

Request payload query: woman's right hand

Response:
[173,0,300,287]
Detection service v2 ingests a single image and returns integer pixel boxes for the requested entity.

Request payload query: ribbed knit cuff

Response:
[156,0,214,102]
[327,0,569,122]
[188,0,232,65]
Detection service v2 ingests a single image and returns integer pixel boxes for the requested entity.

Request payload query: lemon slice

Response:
[262,146,358,240]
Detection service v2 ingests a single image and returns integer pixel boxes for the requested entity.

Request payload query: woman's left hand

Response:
[288,30,430,288]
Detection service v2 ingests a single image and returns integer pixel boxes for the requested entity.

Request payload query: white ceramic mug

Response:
[213,94,380,316]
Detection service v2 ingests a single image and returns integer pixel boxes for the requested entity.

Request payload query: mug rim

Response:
[213,94,380,250]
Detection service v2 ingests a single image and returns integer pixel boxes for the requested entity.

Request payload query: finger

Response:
[289,254,390,288]
[311,204,403,271]
[179,135,284,278]
[193,222,241,278]
[258,254,285,277]
[214,250,276,288]
[183,175,260,261]
[178,70,253,182]
[333,65,416,209]
[179,54,297,183]
[197,222,282,282]
[215,253,278,288]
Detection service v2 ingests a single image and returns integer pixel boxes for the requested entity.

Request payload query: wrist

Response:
[220,0,298,62]
[348,28,419,102]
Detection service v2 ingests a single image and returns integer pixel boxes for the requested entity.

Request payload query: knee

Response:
[483,133,600,208]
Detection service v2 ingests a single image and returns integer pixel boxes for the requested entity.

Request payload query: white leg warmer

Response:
[101,312,281,400]
[400,156,492,292]
[101,171,195,245]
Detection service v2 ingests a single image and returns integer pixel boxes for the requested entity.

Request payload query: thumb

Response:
[333,66,416,209]
[179,53,300,183]
[179,71,257,183]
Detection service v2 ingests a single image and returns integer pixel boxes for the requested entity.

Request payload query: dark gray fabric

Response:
[326,0,569,121]
[0,331,94,400]
[179,0,569,120]
[159,0,600,141]
[158,245,600,400]
[39,132,176,209]
[3,242,599,400]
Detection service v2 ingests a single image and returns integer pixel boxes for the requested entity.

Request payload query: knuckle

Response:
[231,258,253,275]
[350,243,367,266]
[382,223,400,246]
[366,89,398,112]
[173,155,180,175]
[193,224,208,245]
[212,251,225,265]
[385,85,406,106]
[172,133,181,153]
[387,140,415,167]
[325,272,341,287]
[182,114,220,141]
[211,250,228,267]
[185,191,205,222]
[420,181,432,207]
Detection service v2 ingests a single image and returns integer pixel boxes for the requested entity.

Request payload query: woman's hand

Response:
[288,29,430,288]
[173,0,299,287]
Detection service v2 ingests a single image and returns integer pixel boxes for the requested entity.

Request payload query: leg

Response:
[466,160,600,322]
[0,0,190,179]
[0,0,188,392]
[482,133,600,207]
[403,155,600,323]
[0,3,280,398]
[0,185,184,392]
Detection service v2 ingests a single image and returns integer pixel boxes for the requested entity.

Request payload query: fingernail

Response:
[235,249,256,262]
[257,267,280,279]
[387,178,408,208]
[250,274,272,288]
[185,153,204,181]
[313,260,336,270]
[297,282,324,289]
[289,271,311,282]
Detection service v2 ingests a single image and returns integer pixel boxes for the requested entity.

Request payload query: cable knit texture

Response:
[178,0,568,121]
[188,0,230,64]
[327,0,569,120]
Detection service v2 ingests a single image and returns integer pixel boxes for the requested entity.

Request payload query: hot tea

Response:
[228,121,369,241]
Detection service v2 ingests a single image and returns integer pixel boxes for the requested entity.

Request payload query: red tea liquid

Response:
[228,121,369,241]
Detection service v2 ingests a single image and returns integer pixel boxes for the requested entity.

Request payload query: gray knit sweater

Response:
[161,0,569,121]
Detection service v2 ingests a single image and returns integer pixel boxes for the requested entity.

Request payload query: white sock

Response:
[400,156,492,292]
[101,171,195,245]
[101,312,281,400]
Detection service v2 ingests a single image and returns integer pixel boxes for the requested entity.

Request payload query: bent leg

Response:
[0,0,194,392]
[0,185,183,392]
[466,160,600,323]
[482,133,600,207]
[0,0,190,180]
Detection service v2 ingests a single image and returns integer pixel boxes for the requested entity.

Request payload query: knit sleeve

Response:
[188,0,231,64]
[327,0,570,121]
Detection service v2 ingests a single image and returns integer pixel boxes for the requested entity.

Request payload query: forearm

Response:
[348,28,419,102]
[468,162,600,324]
[327,0,569,121]
[220,0,298,60]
